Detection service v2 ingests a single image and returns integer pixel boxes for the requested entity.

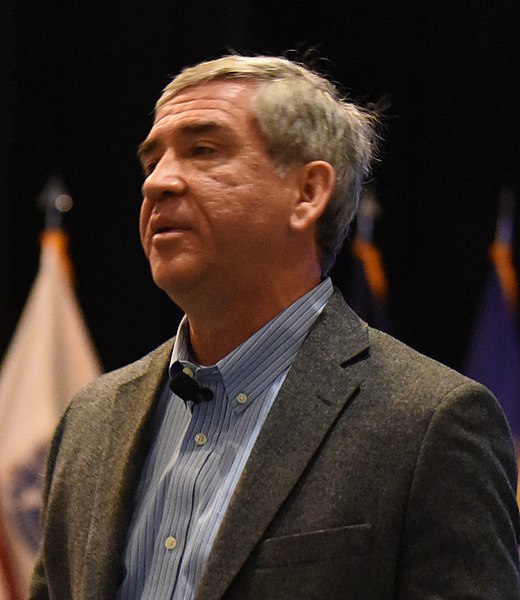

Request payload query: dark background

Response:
[1,1,519,373]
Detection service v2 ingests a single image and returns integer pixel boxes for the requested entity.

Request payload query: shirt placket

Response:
[149,380,223,598]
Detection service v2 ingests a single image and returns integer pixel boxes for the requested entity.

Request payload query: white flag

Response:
[0,230,102,598]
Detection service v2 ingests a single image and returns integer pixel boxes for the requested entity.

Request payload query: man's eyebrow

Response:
[179,121,231,136]
[137,138,159,165]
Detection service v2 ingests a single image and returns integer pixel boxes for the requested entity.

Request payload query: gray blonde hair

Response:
[157,55,378,274]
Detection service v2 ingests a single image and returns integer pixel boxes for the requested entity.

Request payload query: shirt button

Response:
[194,432,207,446]
[165,536,177,550]
[236,393,248,404]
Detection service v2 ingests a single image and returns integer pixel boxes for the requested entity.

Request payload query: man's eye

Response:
[192,145,216,156]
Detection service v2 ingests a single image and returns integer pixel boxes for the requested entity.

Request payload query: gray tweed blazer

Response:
[31,290,520,599]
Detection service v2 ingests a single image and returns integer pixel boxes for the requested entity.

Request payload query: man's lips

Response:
[153,226,188,234]
[149,216,190,238]
[151,228,190,247]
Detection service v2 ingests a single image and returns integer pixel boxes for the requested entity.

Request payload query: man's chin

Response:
[151,269,201,302]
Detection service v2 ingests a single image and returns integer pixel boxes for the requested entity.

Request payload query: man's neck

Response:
[184,277,322,366]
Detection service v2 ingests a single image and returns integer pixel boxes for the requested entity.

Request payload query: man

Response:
[31,55,520,599]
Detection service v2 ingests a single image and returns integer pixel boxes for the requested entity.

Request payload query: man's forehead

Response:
[139,80,260,161]
[154,79,257,122]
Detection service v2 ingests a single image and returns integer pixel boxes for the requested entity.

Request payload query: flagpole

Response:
[37,176,73,232]
[36,176,75,282]
[495,185,515,245]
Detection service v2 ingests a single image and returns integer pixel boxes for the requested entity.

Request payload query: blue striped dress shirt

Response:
[116,278,333,600]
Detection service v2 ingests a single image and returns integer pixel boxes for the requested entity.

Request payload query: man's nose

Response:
[142,154,187,200]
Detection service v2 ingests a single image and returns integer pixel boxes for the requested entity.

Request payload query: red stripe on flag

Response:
[0,515,22,600]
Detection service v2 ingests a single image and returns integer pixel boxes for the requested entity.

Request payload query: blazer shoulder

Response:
[316,289,492,409]
[366,326,495,407]
[70,338,174,411]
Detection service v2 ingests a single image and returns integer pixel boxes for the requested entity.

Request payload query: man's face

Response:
[139,80,302,304]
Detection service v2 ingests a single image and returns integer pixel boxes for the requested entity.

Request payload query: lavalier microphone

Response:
[169,361,214,404]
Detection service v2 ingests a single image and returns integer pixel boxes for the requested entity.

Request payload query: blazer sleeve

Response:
[397,381,520,599]
[29,406,71,600]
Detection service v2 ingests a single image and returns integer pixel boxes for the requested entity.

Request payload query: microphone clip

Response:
[169,361,214,404]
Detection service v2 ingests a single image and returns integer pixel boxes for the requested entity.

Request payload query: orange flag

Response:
[344,188,391,332]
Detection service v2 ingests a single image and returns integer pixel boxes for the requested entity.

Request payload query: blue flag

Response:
[464,263,520,439]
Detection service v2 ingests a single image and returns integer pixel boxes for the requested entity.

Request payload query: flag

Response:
[463,187,520,503]
[344,188,391,332]
[0,228,102,599]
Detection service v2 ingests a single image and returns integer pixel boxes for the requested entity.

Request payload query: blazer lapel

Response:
[81,341,173,598]
[195,291,370,600]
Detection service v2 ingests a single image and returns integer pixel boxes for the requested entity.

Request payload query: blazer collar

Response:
[81,340,173,597]
[195,289,370,600]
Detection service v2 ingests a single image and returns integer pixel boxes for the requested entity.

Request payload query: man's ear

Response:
[289,161,336,231]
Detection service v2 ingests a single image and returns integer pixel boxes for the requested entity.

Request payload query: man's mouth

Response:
[152,226,188,238]
[150,216,190,238]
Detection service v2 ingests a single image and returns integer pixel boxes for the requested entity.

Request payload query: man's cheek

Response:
[139,202,151,252]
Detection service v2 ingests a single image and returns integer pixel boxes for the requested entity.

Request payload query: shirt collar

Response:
[170,278,333,405]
